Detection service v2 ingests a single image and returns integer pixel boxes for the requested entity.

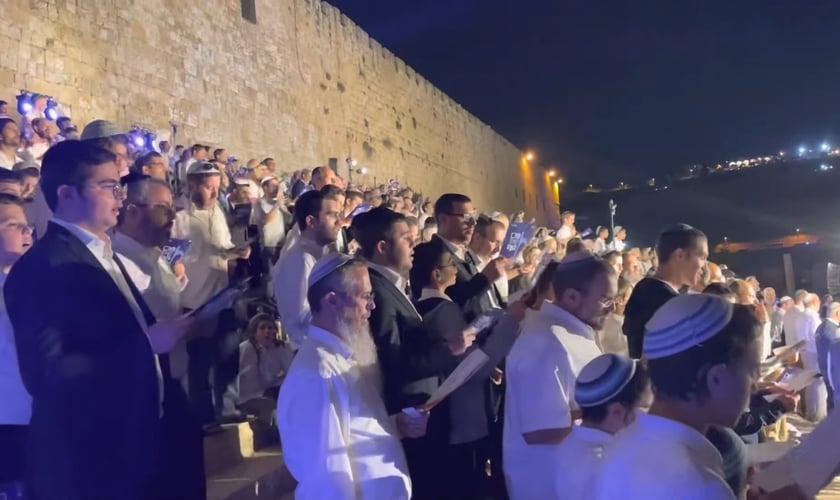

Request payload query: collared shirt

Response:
[598,312,628,355]
[277,325,411,500]
[0,271,31,425]
[503,302,602,500]
[50,218,164,413]
[610,239,626,252]
[256,197,287,248]
[473,252,503,309]
[419,288,452,302]
[172,203,234,309]
[0,150,22,169]
[554,425,613,499]
[593,412,734,499]
[112,230,190,380]
[438,235,466,261]
[593,238,607,255]
[271,236,329,347]
[366,261,410,301]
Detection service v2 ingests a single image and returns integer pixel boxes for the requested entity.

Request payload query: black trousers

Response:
[152,380,206,500]
[187,308,240,425]
[0,424,27,484]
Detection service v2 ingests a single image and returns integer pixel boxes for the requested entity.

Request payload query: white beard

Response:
[338,319,384,397]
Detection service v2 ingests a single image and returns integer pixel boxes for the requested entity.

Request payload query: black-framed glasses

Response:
[84,181,125,200]
[445,211,476,224]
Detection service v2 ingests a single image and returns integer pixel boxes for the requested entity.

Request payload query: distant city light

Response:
[820,164,834,171]
[822,143,831,152]
[798,146,807,156]
[779,151,785,156]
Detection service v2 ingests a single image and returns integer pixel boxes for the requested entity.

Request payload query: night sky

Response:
[327,0,840,187]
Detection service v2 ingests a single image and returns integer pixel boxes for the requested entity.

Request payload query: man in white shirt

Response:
[254,175,290,267]
[173,161,250,426]
[556,210,576,241]
[797,293,826,421]
[0,118,23,170]
[554,353,650,499]
[771,295,793,345]
[0,194,33,491]
[469,215,507,308]
[594,294,763,500]
[610,225,627,252]
[272,188,342,347]
[503,253,616,500]
[113,173,205,498]
[277,254,427,500]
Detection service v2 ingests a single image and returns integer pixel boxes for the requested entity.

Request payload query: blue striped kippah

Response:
[575,354,637,407]
[643,294,734,360]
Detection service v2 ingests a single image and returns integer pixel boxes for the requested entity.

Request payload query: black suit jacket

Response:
[431,235,495,323]
[367,267,457,413]
[5,222,160,500]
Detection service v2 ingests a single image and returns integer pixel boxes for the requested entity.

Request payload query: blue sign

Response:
[500,222,535,258]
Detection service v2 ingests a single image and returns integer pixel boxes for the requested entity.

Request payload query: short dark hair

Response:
[190,144,204,155]
[409,238,448,298]
[0,100,7,107]
[345,190,363,202]
[294,190,325,229]
[656,224,707,264]
[132,152,163,173]
[647,304,760,402]
[0,117,16,133]
[434,193,471,219]
[580,362,650,424]
[320,184,343,200]
[525,261,559,308]
[566,237,586,254]
[704,282,734,300]
[0,169,21,184]
[56,116,71,127]
[0,192,24,208]
[40,140,116,211]
[351,207,406,259]
[87,134,127,152]
[263,157,274,164]
[552,255,613,299]
[213,148,225,159]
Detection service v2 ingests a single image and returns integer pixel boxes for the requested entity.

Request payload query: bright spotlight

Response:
[798,146,807,156]
[822,143,830,152]
[44,98,59,121]
[16,92,32,115]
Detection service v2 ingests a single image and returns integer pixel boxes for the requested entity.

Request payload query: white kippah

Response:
[308,253,354,291]
[643,294,734,359]
[575,354,637,407]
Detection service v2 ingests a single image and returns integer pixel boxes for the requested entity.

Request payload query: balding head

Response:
[311,166,337,190]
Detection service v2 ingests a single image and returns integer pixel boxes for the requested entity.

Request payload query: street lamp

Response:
[548,170,556,178]
[525,152,535,162]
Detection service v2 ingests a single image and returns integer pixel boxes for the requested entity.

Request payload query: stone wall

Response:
[0,0,557,224]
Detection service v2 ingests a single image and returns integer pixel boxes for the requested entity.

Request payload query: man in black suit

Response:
[5,141,193,499]
[352,207,464,498]
[432,193,507,323]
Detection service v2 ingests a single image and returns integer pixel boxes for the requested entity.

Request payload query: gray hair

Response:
[124,177,171,205]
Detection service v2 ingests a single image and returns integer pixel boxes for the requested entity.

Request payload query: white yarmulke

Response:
[614,225,625,234]
[643,294,734,360]
[575,354,637,407]
[308,253,354,291]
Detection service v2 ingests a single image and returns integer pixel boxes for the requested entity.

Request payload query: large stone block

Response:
[0,0,559,225]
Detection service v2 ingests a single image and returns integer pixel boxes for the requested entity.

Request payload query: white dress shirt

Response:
[256,198,287,248]
[277,325,411,500]
[271,236,328,347]
[0,149,22,169]
[112,231,190,380]
[50,218,164,413]
[503,302,602,500]
[0,271,31,425]
[593,238,607,255]
[610,239,626,252]
[556,225,573,241]
[593,412,734,499]
[597,312,628,355]
[553,425,612,500]
[172,204,234,310]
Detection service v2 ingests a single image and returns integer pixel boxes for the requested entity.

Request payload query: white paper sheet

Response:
[754,400,840,496]
[764,369,821,402]
[422,349,490,410]
[746,441,795,465]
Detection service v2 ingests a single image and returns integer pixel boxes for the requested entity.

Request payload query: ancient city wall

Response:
[0,0,556,222]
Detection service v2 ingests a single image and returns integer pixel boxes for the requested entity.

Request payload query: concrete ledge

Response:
[207,447,297,500]
[204,420,280,477]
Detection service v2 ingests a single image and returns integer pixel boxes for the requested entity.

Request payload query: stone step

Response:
[204,420,280,478]
[206,446,297,500]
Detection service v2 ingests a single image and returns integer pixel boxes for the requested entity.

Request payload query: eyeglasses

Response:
[340,291,375,304]
[85,181,126,200]
[598,297,616,309]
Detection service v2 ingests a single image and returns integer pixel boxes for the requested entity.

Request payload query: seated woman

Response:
[236,313,295,422]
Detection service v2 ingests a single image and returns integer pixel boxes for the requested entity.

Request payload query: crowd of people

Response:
[0,101,834,500]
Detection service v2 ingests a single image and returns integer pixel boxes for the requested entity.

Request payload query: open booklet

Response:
[754,400,840,496]
[189,277,251,323]
[764,368,822,402]
[761,340,807,373]
[420,349,490,411]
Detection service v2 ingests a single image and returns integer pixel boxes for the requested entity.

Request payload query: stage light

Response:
[822,143,830,152]
[44,98,59,121]
[144,132,156,150]
[16,91,32,115]
[132,134,145,147]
